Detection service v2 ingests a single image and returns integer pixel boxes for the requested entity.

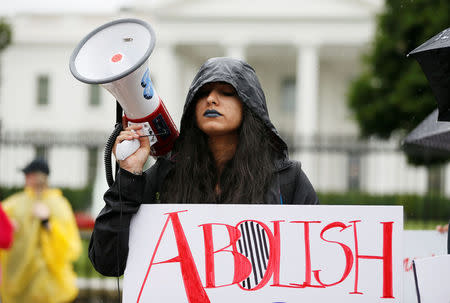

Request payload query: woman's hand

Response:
[32,202,50,220]
[113,124,151,174]
[436,224,449,233]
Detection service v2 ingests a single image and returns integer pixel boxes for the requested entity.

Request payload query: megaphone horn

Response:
[69,18,179,160]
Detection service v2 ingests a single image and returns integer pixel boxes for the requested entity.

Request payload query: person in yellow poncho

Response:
[0,158,82,303]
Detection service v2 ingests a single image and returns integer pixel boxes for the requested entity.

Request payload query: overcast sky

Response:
[1,0,135,16]
[1,0,386,16]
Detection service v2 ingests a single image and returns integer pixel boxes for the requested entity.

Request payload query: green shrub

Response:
[0,185,93,212]
[61,186,93,211]
[0,186,22,201]
[317,191,450,221]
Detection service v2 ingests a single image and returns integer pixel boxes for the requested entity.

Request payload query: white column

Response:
[294,44,320,186]
[153,43,183,129]
[224,43,246,61]
[295,44,319,141]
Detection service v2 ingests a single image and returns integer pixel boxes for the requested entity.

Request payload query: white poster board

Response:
[403,230,447,303]
[413,255,450,303]
[124,205,403,303]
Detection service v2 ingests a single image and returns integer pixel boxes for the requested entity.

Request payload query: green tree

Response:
[0,19,12,52]
[348,0,449,139]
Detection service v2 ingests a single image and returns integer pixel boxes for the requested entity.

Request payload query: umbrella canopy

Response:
[408,27,450,121]
[402,109,450,163]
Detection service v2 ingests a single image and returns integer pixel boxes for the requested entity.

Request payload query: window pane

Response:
[89,85,101,106]
[281,78,296,113]
[35,145,48,159]
[347,152,361,191]
[87,147,98,184]
[37,75,49,105]
[427,165,445,195]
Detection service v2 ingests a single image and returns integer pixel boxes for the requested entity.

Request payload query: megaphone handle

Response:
[116,138,141,161]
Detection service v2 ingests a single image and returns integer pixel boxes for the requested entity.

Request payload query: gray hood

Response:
[180,57,289,158]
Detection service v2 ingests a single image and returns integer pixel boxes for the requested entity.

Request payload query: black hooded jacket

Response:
[89,57,318,276]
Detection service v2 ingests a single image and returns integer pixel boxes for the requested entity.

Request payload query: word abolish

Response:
[135,210,395,303]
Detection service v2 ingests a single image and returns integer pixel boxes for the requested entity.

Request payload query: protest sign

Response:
[413,255,450,303]
[124,205,403,303]
[403,230,447,303]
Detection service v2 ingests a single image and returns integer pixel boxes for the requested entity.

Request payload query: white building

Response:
[1,0,446,202]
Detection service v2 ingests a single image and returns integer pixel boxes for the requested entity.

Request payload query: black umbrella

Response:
[402,109,450,163]
[408,27,450,121]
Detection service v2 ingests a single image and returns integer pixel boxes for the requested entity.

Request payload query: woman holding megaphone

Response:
[89,57,319,276]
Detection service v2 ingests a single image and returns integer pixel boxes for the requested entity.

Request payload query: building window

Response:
[87,147,98,184]
[37,75,50,105]
[347,152,361,191]
[34,145,48,159]
[89,85,101,106]
[427,165,445,195]
[281,78,296,113]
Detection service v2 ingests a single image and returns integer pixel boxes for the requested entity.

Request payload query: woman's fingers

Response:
[124,124,151,149]
[113,124,151,165]
[125,124,143,132]
[117,130,139,142]
[136,130,151,148]
[116,124,144,143]
[113,129,139,154]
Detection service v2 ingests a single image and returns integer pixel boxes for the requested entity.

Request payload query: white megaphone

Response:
[69,18,179,160]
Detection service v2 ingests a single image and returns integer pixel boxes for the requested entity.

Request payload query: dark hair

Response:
[22,158,50,175]
[160,105,280,203]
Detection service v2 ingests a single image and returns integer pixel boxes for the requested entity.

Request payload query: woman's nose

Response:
[206,90,218,105]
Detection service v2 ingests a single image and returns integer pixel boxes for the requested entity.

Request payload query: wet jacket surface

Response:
[89,57,319,276]
[0,188,82,303]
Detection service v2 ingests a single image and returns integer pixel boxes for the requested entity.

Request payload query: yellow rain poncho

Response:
[0,187,82,303]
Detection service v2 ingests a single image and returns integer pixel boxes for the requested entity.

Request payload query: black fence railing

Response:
[3,131,448,302]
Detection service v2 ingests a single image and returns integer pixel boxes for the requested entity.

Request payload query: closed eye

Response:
[195,89,210,99]
[222,90,236,96]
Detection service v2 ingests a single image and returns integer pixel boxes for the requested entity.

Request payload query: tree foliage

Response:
[348,0,450,139]
[0,19,12,52]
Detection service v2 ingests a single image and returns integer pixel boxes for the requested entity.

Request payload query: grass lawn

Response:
[404,219,448,230]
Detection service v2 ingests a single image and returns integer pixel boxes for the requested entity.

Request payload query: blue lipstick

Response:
[204,109,222,117]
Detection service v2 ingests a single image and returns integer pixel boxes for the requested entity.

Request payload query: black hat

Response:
[22,158,50,175]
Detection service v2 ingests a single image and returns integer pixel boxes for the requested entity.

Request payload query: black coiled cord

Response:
[104,128,125,302]
[105,123,123,187]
